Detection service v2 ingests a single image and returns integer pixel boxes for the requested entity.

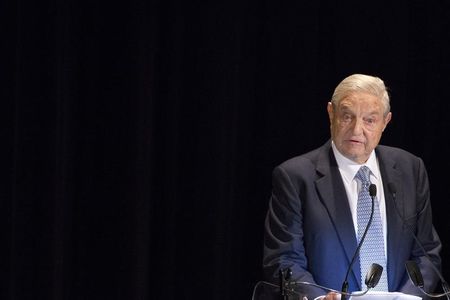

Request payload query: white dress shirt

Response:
[331,141,387,255]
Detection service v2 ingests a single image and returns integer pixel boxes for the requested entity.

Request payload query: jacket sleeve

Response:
[263,165,326,299]
[397,157,442,300]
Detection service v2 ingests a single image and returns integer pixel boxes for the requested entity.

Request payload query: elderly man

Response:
[263,74,442,300]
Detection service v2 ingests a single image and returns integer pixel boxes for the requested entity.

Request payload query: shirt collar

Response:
[331,141,380,182]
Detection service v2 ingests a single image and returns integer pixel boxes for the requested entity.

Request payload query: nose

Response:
[351,118,364,135]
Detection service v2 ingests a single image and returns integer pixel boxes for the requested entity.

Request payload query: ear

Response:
[382,112,392,131]
[327,102,334,123]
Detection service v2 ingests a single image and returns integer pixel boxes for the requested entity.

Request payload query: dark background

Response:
[2,1,450,299]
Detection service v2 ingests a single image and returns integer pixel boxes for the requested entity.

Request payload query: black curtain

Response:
[3,1,450,299]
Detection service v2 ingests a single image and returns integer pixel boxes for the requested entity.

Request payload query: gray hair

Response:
[331,74,391,116]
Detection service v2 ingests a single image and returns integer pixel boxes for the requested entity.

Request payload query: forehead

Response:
[337,92,384,113]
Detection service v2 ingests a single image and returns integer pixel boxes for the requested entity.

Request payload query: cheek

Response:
[366,130,383,145]
[336,122,350,134]
[332,123,344,136]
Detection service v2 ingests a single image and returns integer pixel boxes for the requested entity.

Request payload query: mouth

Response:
[346,139,364,145]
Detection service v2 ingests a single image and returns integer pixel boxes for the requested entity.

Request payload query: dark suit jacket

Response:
[263,140,442,299]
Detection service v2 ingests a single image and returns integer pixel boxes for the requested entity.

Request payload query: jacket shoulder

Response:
[377,144,422,162]
[276,144,328,177]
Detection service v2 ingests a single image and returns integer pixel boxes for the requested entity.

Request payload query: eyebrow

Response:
[339,105,381,116]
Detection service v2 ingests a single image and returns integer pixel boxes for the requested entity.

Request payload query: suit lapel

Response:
[376,148,404,291]
[315,142,362,289]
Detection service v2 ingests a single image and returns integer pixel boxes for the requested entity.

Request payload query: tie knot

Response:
[355,166,371,185]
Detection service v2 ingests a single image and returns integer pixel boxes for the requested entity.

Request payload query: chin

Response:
[343,152,364,163]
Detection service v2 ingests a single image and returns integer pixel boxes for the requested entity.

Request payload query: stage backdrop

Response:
[2,1,450,299]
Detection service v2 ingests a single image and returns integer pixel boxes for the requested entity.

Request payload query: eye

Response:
[364,117,378,126]
[342,114,352,122]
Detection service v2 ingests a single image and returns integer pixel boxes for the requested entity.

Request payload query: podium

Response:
[314,291,422,300]
[251,281,422,300]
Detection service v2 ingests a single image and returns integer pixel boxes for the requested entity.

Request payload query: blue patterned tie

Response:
[355,166,388,291]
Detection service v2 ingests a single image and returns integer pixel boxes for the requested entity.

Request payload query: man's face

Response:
[327,92,392,164]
